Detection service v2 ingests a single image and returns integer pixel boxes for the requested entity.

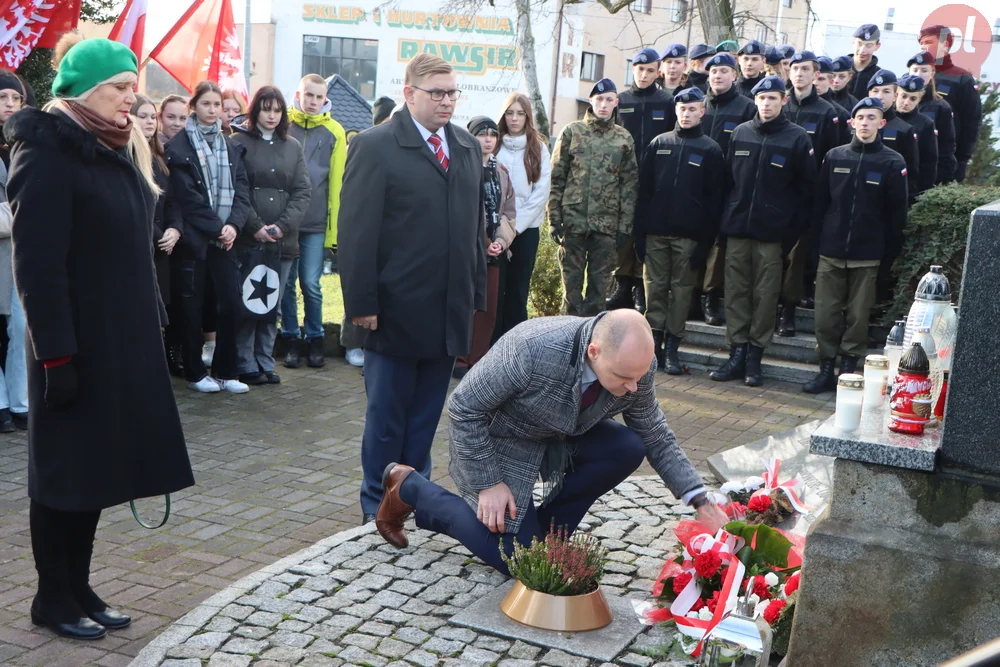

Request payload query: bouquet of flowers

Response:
[718,459,811,527]
[633,519,803,657]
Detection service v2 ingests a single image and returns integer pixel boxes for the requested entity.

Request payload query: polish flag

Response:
[0,0,80,69]
[147,0,248,100]
[108,0,148,63]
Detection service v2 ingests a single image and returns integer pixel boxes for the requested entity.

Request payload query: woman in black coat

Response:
[5,35,194,640]
[165,80,252,394]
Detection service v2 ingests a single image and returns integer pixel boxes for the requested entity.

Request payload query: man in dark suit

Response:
[338,53,487,524]
[372,309,728,573]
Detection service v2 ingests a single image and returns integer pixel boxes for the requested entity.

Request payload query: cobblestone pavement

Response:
[133,476,702,667]
[0,360,833,666]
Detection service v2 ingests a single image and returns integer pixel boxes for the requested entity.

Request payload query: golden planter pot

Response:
[500,580,613,632]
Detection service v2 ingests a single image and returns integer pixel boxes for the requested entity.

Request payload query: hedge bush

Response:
[528,228,563,317]
[883,183,1000,323]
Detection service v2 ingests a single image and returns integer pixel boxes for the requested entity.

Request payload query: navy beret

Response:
[590,78,616,96]
[633,48,660,65]
[853,24,880,42]
[752,75,788,96]
[852,96,885,116]
[907,51,934,67]
[689,43,716,60]
[777,45,796,60]
[706,53,738,70]
[674,87,705,104]
[831,55,853,72]
[898,74,926,93]
[868,69,897,89]
[790,50,818,64]
[662,43,687,59]
[765,46,783,65]
[816,56,834,74]
[738,40,765,56]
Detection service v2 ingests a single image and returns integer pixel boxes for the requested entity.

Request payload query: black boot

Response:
[633,279,646,314]
[30,501,107,640]
[67,511,131,630]
[703,291,725,326]
[840,355,860,375]
[803,359,838,394]
[777,303,797,337]
[606,276,633,310]
[165,336,184,378]
[710,344,747,382]
[283,337,303,369]
[745,344,764,387]
[664,335,684,376]
[652,330,666,370]
[306,336,326,368]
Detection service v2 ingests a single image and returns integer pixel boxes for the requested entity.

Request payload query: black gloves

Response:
[44,362,78,410]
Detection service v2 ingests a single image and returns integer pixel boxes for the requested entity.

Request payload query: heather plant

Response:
[501,522,608,596]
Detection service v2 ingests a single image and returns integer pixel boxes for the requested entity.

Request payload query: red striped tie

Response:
[427,133,449,172]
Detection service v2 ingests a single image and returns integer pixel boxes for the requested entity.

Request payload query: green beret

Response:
[52,39,139,99]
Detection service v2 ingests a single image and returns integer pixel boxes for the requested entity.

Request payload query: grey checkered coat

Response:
[447,313,703,534]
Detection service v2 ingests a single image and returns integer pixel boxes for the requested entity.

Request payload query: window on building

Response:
[625,60,634,86]
[755,25,768,42]
[630,0,651,13]
[302,35,379,99]
[779,32,788,45]
[782,0,792,7]
[670,0,687,23]
[581,52,605,82]
[885,7,895,31]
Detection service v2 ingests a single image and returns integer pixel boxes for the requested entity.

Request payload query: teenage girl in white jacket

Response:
[493,92,551,339]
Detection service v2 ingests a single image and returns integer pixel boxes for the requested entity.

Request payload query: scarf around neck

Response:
[64,100,133,149]
[184,115,234,222]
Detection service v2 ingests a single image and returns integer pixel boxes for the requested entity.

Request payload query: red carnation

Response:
[748,494,773,513]
[691,597,706,611]
[753,577,772,600]
[706,589,722,613]
[694,551,722,579]
[784,572,801,596]
[673,572,693,594]
[763,599,787,625]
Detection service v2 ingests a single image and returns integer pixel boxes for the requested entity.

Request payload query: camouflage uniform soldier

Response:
[548,78,639,316]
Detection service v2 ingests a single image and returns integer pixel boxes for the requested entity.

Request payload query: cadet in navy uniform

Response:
[804,97,908,393]
[778,50,842,338]
[816,56,852,146]
[685,44,716,93]
[736,40,767,98]
[776,45,796,81]
[700,52,756,326]
[711,76,817,388]
[895,74,939,195]
[609,47,676,313]
[908,51,958,184]
[848,24,882,100]
[918,25,982,182]
[829,55,860,111]
[634,87,725,374]
[764,46,785,79]
[659,44,689,98]
[867,69,920,203]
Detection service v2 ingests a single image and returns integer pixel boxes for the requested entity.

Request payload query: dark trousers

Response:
[30,500,104,622]
[413,420,646,573]
[176,244,241,381]
[494,227,539,342]
[360,350,456,514]
[457,260,503,370]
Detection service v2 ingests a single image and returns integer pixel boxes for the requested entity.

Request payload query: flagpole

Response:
[243,0,251,91]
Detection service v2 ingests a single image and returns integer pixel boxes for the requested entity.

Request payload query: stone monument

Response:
[786,202,1000,666]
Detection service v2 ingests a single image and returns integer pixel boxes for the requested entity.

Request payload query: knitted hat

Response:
[372,96,395,126]
[898,74,926,93]
[706,53,738,71]
[590,78,616,97]
[852,96,885,117]
[868,69,898,90]
[752,76,788,96]
[689,44,716,61]
[52,38,138,99]
[0,71,24,96]
[467,115,498,136]
[673,87,705,104]
[661,44,687,59]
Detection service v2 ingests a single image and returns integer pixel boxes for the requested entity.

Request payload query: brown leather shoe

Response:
[376,463,415,549]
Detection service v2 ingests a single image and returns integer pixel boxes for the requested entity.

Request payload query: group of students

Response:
[546,21,982,392]
[130,74,350,394]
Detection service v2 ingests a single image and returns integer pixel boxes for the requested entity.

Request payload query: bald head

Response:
[588,310,655,396]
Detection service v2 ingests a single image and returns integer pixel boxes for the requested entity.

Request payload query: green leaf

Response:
[723,522,792,569]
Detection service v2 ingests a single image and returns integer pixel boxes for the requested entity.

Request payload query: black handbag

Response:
[238,242,282,322]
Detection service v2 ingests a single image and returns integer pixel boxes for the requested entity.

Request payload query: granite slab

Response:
[809,408,941,471]
[449,580,645,662]
[707,421,831,536]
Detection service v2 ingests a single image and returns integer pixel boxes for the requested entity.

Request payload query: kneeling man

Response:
[374,309,727,573]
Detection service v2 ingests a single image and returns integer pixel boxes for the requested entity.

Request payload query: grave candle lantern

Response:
[889,342,933,435]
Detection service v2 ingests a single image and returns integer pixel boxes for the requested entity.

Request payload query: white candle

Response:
[835,374,865,432]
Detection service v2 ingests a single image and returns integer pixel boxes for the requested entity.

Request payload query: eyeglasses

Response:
[413,86,462,102]
[0,93,23,105]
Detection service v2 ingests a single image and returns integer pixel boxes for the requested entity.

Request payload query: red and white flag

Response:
[108,0,147,63]
[0,0,81,70]
[147,0,248,100]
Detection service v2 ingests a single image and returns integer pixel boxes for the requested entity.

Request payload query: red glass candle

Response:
[889,343,934,436]
[934,370,950,421]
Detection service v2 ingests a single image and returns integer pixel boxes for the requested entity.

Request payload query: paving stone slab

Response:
[449,580,645,662]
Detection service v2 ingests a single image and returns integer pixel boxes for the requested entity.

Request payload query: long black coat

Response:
[152,157,182,304]
[4,108,194,512]
[338,105,486,359]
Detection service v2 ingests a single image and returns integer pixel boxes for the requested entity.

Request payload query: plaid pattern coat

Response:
[447,313,703,534]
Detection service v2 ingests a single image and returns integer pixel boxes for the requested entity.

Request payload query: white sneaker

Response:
[202,341,216,367]
[216,378,249,394]
[346,348,364,367]
[189,376,221,393]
